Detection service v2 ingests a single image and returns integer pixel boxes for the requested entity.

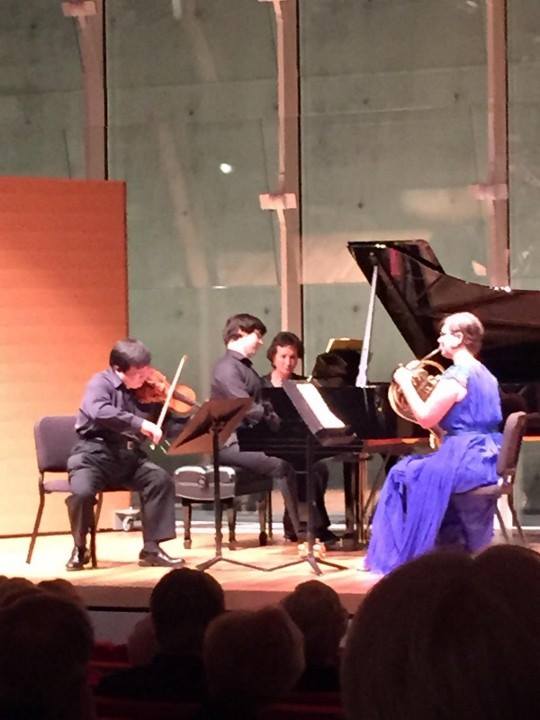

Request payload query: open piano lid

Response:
[348,240,540,383]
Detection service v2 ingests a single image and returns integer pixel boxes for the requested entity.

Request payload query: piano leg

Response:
[358,454,370,547]
[342,458,360,550]
[358,454,399,545]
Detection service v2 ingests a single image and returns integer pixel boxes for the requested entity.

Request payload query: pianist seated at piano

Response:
[210,314,306,542]
[365,312,503,575]
[262,332,338,546]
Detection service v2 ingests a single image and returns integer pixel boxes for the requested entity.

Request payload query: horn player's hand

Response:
[393,366,413,388]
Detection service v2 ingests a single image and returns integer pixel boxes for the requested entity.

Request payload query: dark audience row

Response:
[1,543,540,719]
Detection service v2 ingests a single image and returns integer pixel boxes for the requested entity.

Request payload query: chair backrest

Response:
[34,416,78,473]
[496,411,527,479]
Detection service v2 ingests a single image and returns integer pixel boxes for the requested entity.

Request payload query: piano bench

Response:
[174,465,273,549]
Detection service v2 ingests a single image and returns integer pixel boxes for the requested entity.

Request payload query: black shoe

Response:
[285,531,308,544]
[66,546,90,571]
[138,548,185,568]
[317,529,341,550]
[284,522,307,543]
[317,528,340,543]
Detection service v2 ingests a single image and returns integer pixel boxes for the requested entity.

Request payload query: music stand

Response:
[168,397,265,572]
[267,380,357,575]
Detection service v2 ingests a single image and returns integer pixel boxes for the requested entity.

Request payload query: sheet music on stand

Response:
[284,380,357,447]
[294,384,346,430]
[324,337,363,353]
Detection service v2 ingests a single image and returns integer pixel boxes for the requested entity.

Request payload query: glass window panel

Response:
[300,0,489,377]
[509,0,540,290]
[508,0,540,523]
[0,0,83,177]
[106,0,280,392]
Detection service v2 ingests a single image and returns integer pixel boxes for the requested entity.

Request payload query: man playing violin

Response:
[65,338,185,570]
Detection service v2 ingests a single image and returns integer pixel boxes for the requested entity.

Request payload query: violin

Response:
[136,367,198,415]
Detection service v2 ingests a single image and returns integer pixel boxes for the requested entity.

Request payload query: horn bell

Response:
[388,353,445,425]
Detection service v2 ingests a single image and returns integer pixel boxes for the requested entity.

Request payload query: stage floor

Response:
[1,527,377,615]
[4,524,538,625]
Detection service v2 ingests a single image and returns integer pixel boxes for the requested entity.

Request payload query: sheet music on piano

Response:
[295,383,345,430]
[283,380,357,447]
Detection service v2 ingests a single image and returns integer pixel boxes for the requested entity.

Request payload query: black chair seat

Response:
[451,411,528,545]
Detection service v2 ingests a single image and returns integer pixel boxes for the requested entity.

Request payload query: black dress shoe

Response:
[317,529,341,550]
[317,528,340,543]
[285,531,308,544]
[284,522,307,542]
[138,548,185,568]
[66,546,91,571]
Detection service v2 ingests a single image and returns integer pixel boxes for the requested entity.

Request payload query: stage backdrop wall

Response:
[0,177,129,537]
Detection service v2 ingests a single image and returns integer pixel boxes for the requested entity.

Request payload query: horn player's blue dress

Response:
[366,360,502,575]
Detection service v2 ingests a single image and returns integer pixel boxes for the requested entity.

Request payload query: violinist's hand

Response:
[393,365,413,389]
[141,420,163,445]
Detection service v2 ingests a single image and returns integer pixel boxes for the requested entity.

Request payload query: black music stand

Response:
[168,397,265,572]
[267,380,357,575]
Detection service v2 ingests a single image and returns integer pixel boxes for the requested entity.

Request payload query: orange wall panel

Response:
[0,178,129,536]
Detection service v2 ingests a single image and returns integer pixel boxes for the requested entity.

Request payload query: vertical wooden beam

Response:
[62,0,107,180]
[258,0,302,336]
[485,0,510,287]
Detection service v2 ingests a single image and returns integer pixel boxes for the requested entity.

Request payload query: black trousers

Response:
[66,439,176,548]
[283,459,330,535]
[218,441,302,534]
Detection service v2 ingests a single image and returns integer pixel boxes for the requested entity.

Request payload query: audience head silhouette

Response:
[282,580,348,666]
[150,567,225,654]
[0,591,94,720]
[203,605,304,709]
[342,546,540,720]
[38,577,86,608]
[0,576,40,608]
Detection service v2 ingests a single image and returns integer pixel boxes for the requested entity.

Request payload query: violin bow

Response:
[152,354,188,449]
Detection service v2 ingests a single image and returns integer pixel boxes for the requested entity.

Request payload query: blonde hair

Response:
[442,312,484,355]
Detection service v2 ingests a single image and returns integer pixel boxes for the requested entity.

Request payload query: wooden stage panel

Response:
[0,177,129,536]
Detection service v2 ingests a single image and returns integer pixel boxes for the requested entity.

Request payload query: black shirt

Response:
[210,350,266,427]
[74,368,186,450]
[75,368,148,441]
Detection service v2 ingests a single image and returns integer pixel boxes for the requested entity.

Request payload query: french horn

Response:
[388,348,445,424]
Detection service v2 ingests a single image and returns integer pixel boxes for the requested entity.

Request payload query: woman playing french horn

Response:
[364,311,503,575]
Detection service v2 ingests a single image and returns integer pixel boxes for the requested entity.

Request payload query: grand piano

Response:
[238,239,540,544]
